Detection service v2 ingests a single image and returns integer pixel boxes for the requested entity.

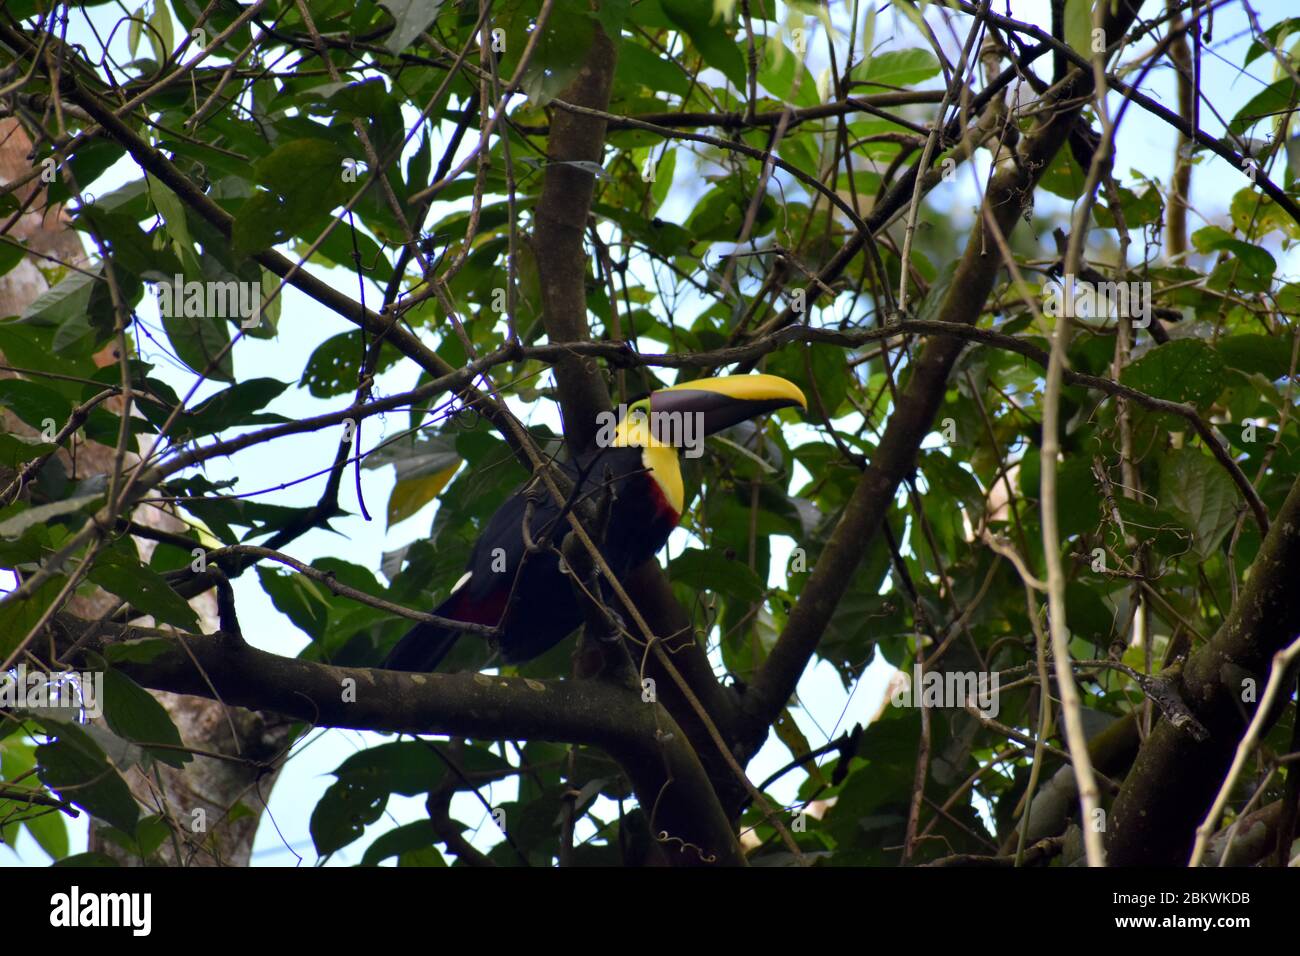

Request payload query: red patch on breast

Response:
[447,581,509,628]
[646,473,682,525]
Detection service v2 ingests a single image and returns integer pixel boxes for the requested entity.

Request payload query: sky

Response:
[3,0,1297,866]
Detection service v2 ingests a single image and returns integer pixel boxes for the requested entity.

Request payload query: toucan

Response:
[382,373,807,671]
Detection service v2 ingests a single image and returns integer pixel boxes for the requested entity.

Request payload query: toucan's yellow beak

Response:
[656,373,807,409]
[612,373,805,449]
[650,373,807,435]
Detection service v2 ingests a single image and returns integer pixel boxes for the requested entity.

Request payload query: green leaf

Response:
[96,812,172,859]
[517,4,597,105]
[757,37,818,107]
[19,265,100,327]
[405,127,432,199]
[767,342,850,418]
[35,719,139,835]
[669,548,764,603]
[1157,446,1239,559]
[1038,147,1086,201]
[300,330,401,397]
[146,172,194,252]
[1094,184,1164,228]
[315,557,386,596]
[1066,580,1118,647]
[24,805,69,860]
[235,138,353,257]
[87,548,200,631]
[1216,334,1293,380]
[387,463,460,528]
[257,566,332,640]
[821,709,918,855]
[0,577,66,660]
[1063,0,1096,58]
[1246,18,1300,65]
[1114,496,1196,562]
[652,147,677,210]
[0,239,24,277]
[231,191,289,260]
[851,49,940,90]
[179,377,290,439]
[593,0,631,37]
[97,664,190,768]
[1230,185,1300,240]
[1228,77,1299,138]
[311,742,447,856]
[0,432,55,469]
[326,79,407,162]
[365,433,462,527]
[145,1,174,65]
[1191,226,1276,279]
[661,0,746,89]
[359,819,444,866]
[160,301,235,383]
[66,137,125,197]
[1120,339,1225,410]
[379,0,444,55]
[616,39,690,97]
[0,521,49,569]
[0,494,102,538]
[687,180,775,241]
[921,451,985,524]
[331,741,448,796]
[1019,453,1103,539]
[0,735,68,858]
[0,378,73,432]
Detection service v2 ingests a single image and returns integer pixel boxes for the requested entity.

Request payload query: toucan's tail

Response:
[382,574,502,671]
[381,620,461,672]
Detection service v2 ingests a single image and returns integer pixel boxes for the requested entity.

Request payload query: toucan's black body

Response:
[382,445,677,672]
[381,374,806,672]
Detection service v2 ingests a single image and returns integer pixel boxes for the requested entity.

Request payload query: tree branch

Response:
[530,25,617,452]
[59,616,747,867]
[1108,469,1300,864]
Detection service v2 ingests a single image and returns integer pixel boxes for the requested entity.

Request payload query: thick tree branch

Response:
[530,25,617,452]
[58,616,746,867]
[525,19,750,814]
[1108,469,1300,865]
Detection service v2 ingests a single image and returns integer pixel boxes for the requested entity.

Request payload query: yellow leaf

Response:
[386,461,460,527]
[774,707,828,789]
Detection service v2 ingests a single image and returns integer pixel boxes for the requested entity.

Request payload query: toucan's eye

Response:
[628,402,649,424]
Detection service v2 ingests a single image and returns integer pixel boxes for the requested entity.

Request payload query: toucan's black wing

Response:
[381,456,588,671]
[382,447,676,670]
